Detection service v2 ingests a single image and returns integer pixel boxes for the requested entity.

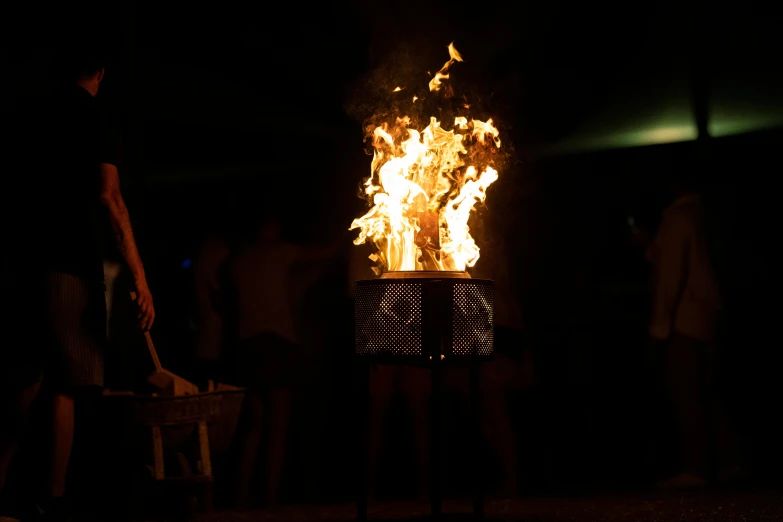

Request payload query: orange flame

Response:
[429,42,464,92]
[350,43,500,275]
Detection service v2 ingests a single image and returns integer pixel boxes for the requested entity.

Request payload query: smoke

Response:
[344,42,514,168]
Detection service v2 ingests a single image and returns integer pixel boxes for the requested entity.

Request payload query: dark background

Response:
[1,0,781,509]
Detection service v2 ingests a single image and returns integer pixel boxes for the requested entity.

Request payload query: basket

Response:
[105,388,245,454]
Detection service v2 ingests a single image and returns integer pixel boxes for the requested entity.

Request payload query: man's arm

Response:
[648,211,690,341]
[100,163,155,330]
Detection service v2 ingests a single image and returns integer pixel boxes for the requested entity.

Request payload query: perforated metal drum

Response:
[354,271,494,361]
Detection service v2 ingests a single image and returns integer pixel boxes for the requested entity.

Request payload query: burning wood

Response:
[349,43,500,275]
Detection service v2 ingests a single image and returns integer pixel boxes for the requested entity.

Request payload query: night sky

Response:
[2,3,781,175]
[1,2,781,259]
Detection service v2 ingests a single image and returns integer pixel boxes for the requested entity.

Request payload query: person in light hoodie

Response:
[646,173,746,488]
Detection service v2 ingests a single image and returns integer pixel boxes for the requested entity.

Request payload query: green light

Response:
[708,111,783,138]
[539,86,700,155]
[543,120,698,156]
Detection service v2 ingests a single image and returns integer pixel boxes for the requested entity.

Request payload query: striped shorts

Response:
[1,271,106,391]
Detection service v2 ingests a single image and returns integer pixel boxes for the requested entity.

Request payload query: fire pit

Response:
[355,271,493,361]
[350,41,502,521]
[354,270,492,521]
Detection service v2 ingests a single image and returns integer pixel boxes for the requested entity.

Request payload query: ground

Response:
[128,485,783,521]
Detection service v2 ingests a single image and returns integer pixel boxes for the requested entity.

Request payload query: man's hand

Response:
[134,282,155,331]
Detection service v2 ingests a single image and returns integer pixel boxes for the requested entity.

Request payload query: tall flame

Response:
[429,42,464,92]
[350,43,500,274]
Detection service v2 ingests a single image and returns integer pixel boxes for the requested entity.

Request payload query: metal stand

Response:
[356,360,370,522]
[355,356,485,521]
[470,358,484,521]
[354,274,492,521]
[430,360,443,520]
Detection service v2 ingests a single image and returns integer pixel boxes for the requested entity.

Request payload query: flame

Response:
[429,42,464,92]
[350,44,501,274]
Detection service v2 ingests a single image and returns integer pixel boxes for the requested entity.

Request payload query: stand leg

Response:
[431,361,442,521]
[357,360,369,522]
[197,418,215,512]
[151,425,165,480]
[198,420,213,478]
[202,481,214,513]
[471,360,484,521]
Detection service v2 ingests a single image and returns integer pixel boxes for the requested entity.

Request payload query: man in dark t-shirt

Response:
[0,51,155,521]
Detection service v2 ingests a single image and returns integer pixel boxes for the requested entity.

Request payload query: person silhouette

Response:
[225,211,338,507]
[0,46,154,522]
[648,174,745,487]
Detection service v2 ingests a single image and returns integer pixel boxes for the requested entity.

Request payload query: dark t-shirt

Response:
[3,84,123,283]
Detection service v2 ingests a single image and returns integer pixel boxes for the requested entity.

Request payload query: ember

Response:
[349,43,501,274]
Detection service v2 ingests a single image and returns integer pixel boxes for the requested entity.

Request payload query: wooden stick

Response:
[130,291,162,372]
[142,330,163,373]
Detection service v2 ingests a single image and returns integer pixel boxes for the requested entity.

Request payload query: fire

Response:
[350,43,501,275]
[428,42,464,92]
